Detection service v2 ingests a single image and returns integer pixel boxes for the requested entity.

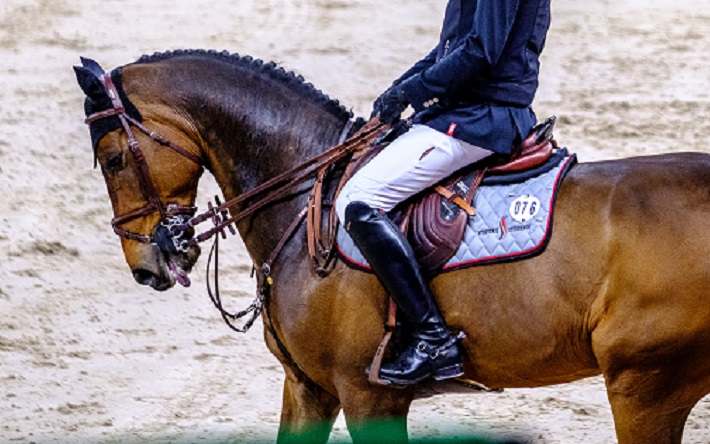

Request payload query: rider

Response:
[335,0,552,385]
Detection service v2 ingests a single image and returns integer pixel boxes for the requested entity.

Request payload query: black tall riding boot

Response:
[344,201,464,385]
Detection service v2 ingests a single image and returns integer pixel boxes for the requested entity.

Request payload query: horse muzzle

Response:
[154,214,195,255]
[130,217,200,290]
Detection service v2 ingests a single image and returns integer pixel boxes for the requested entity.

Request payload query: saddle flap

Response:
[408,191,469,273]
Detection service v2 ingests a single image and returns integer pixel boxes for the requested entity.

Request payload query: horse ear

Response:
[73,65,105,101]
[80,57,106,77]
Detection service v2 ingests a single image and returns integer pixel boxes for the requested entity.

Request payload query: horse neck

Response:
[185,68,350,266]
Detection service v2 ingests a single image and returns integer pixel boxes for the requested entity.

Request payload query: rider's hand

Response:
[371,86,408,124]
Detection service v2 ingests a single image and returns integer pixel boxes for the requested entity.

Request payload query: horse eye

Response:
[104,153,124,173]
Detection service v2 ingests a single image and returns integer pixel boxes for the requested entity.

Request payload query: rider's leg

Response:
[335,124,492,384]
[336,125,493,219]
[344,201,463,384]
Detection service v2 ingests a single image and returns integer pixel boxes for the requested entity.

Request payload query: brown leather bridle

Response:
[84,72,204,248]
[84,71,391,339]
[85,70,387,261]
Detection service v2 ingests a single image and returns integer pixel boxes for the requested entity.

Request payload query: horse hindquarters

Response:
[589,156,710,443]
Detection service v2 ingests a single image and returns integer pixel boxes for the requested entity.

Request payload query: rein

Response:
[176,121,383,251]
[197,122,385,332]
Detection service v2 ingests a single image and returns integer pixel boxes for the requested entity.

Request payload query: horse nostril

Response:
[133,268,157,286]
[133,267,172,291]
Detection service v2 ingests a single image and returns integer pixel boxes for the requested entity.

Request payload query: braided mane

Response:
[135,49,354,122]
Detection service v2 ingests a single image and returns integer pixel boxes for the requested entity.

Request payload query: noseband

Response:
[84,72,203,246]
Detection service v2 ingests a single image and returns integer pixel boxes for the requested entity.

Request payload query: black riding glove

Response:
[371,86,408,124]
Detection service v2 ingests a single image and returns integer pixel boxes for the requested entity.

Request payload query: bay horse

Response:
[74,50,710,443]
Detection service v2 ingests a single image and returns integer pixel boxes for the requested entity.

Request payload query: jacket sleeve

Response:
[401,0,521,111]
[391,47,438,87]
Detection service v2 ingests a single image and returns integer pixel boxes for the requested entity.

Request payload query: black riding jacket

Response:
[396,0,551,154]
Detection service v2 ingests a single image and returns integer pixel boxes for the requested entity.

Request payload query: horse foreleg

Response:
[338,380,415,444]
[277,366,341,444]
[604,369,699,444]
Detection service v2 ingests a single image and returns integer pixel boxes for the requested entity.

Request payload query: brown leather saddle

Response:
[307,116,558,276]
[406,115,557,273]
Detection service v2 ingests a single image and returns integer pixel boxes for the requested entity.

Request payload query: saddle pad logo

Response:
[498,217,508,240]
[509,194,541,223]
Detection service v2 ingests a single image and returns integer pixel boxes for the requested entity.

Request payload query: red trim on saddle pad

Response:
[337,154,577,274]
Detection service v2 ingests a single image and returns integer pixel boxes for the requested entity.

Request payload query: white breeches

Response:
[335,124,493,222]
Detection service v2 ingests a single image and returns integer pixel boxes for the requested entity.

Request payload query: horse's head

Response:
[74,57,204,291]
